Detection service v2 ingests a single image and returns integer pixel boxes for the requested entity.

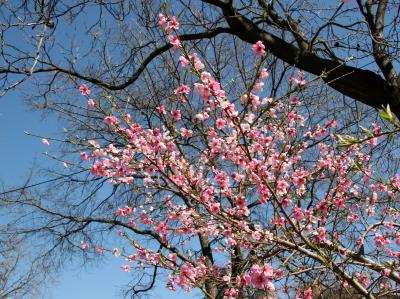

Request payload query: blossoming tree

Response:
[52,13,400,298]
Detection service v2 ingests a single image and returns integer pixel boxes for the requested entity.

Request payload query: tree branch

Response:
[204,0,400,118]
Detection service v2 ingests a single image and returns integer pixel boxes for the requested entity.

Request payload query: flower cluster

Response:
[70,12,400,299]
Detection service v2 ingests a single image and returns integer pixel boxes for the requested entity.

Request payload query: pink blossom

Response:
[276,179,289,196]
[179,56,189,67]
[80,151,89,161]
[166,16,180,33]
[81,242,89,250]
[87,98,95,109]
[195,112,209,121]
[103,116,120,126]
[88,139,99,148]
[180,128,193,138]
[259,68,269,79]
[188,53,204,70]
[79,83,90,95]
[168,35,181,49]
[171,110,182,121]
[215,171,229,189]
[209,203,221,214]
[194,83,212,99]
[252,82,264,93]
[241,273,251,286]
[95,247,105,254]
[121,265,132,272]
[42,138,50,145]
[216,118,226,130]
[289,70,307,85]
[250,264,274,289]
[157,105,167,114]
[252,41,266,56]
[158,13,167,28]
[112,248,121,257]
[355,273,369,286]
[292,206,304,221]
[316,227,327,243]
[304,288,313,299]
[374,233,390,248]
[174,84,190,95]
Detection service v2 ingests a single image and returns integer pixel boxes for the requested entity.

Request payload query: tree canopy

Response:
[2,1,400,299]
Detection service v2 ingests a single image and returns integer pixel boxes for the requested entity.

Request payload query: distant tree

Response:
[0,227,48,299]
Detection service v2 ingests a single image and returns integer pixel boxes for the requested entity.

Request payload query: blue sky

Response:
[0,3,200,297]
[0,91,199,299]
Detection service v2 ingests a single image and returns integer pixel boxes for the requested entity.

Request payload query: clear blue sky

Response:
[0,3,201,297]
[0,92,199,299]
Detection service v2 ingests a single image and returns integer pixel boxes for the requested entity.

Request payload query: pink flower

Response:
[252,41,266,56]
[289,70,307,85]
[195,112,209,121]
[374,233,390,248]
[241,273,251,286]
[157,105,167,115]
[216,118,226,130]
[304,288,313,299]
[113,248,121,257]
[179,56,189,67]
[194,83,211,99]
[79,84,90,95]
[276,179,289,196]
[88,139,99,148]
[250,264,273,289]
[180,128,193,138]
[252,82,264,93]
[158,13,167,28]
[355,273,369,286]
[103,116,120,126]
[209,203,221,214]
[259,68,269,79]
[81,242,89,250]
[80,151,89,161]
[316,227,327,243]
[215,171,229,189]
[168,35,181,49]
[95,247,105,254]
[166,16,180,33]
[174,84,190,95]
[292,206,304,221]
[87,98,95,109]
[42,138,50,145]
[121,265,131,272]
[171,110,181,121]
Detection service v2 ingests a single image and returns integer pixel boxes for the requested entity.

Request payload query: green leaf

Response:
[320,70,328,78]
[379,104,397,124]
[359,126,373,137]
[337,135,361,147]
[353,161,363,171]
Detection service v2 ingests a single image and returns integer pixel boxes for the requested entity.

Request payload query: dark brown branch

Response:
[204,0,400,118]
[0,27,232,91]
